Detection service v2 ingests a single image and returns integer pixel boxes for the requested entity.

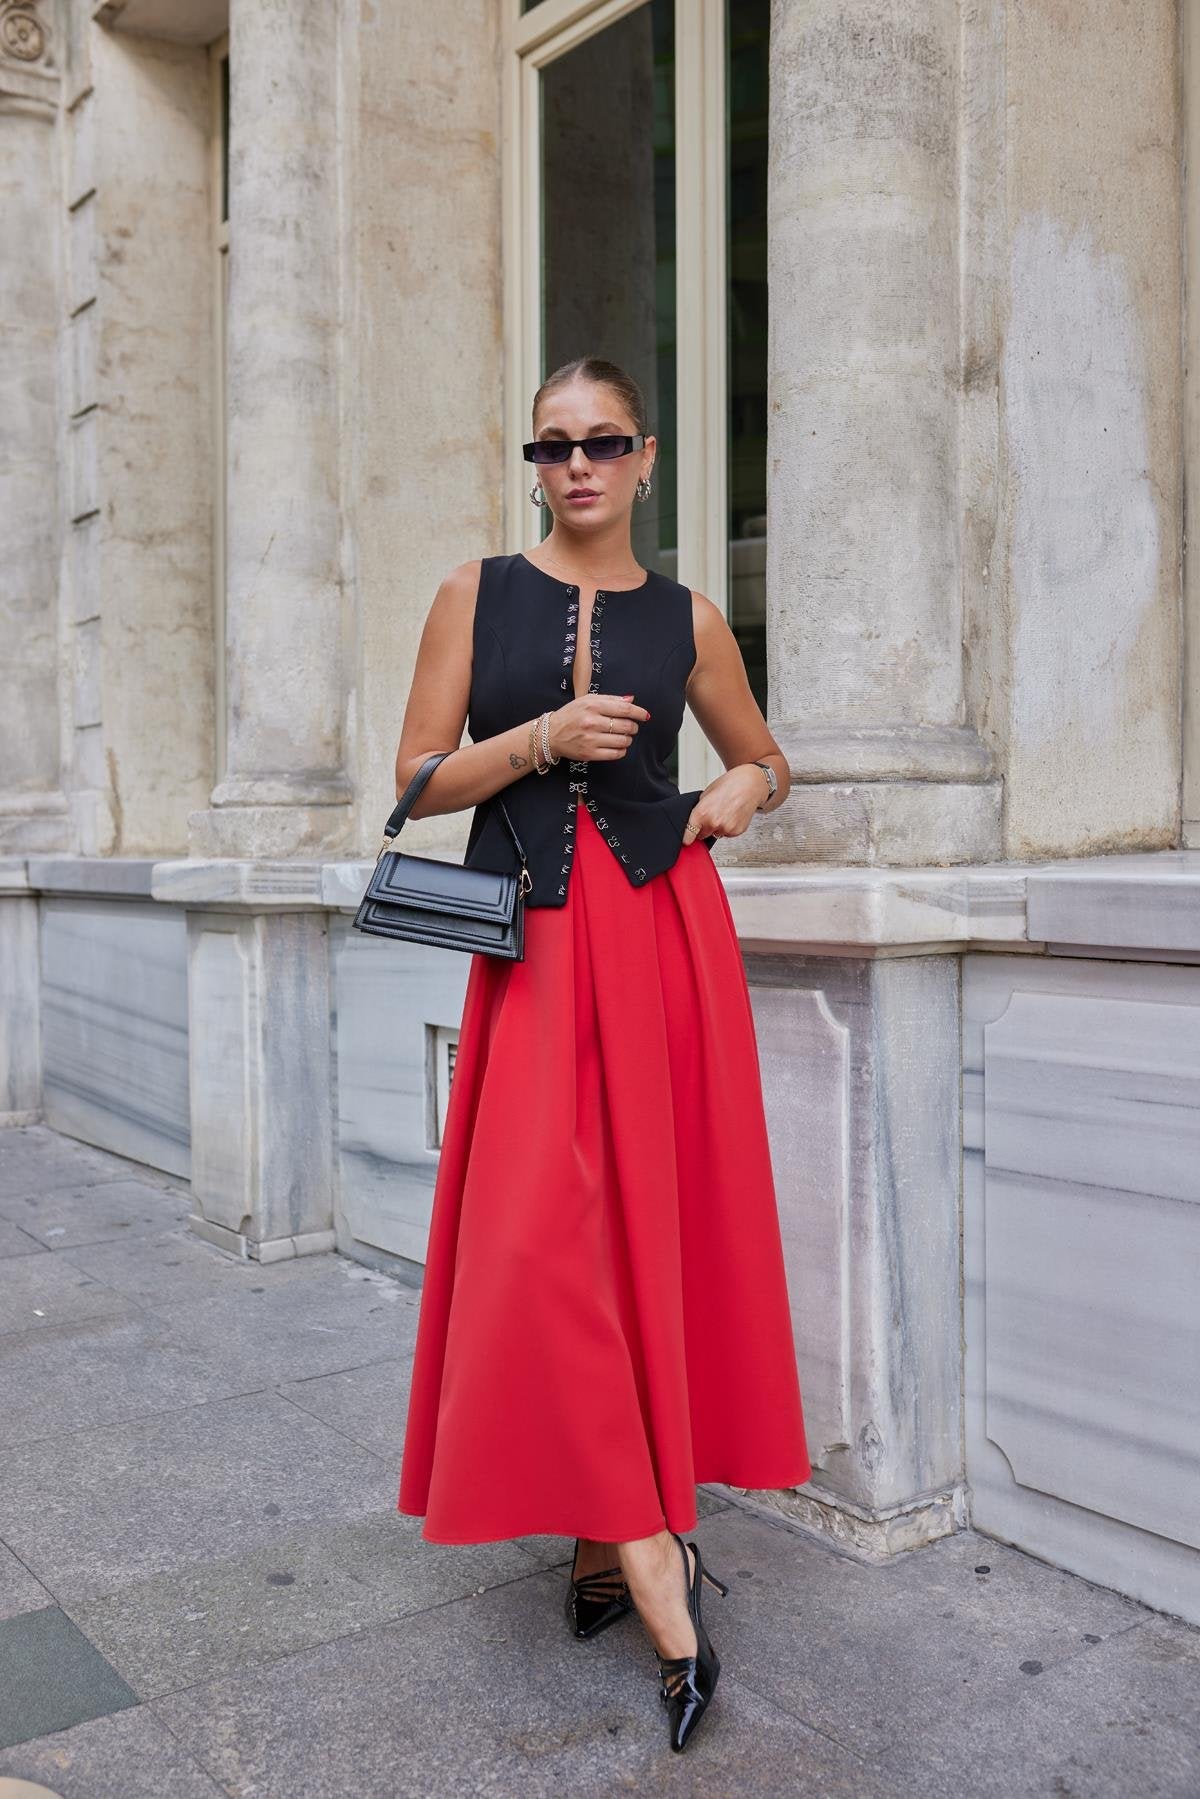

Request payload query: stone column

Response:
[0,1,66,854]
[760,0,1000,867]
[189,0,351,859]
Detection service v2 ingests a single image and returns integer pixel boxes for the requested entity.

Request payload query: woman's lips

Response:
[567,494,600,504]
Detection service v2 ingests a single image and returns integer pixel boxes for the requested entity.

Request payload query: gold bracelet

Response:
[530,717,549,774]
[540,710,560,767]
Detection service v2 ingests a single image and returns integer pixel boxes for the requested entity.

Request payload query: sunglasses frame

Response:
[522,432,648,465]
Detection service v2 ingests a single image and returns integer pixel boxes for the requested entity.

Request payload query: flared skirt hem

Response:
[398,1457,812,1545]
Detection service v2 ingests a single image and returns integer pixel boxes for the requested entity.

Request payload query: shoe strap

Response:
[655,1651,701,1702]
[572,1566,629,1598]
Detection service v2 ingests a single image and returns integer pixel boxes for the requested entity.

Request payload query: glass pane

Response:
[219,52,230,226]
[538,0,677,581]
[726,0,769,717]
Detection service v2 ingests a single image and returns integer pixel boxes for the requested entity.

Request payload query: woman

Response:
[394,356,810,1754]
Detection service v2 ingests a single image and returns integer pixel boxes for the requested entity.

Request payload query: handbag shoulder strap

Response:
[382,752,528,862]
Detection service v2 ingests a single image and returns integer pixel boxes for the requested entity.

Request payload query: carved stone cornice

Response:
[0,0,58,104]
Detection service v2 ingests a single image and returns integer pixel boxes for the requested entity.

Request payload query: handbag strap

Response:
[381,751,528,864]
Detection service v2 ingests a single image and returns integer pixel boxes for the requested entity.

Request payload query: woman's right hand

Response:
[547,695,650,762]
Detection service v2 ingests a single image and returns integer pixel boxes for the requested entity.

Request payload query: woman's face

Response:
[530,379,655,530]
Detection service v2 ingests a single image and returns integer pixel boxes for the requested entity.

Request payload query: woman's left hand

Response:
[683,764,772,843]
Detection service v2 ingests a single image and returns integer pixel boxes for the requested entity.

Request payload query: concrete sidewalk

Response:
[0,1124,1196,1798]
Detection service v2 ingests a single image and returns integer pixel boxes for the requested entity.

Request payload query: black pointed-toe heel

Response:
[564,1537,634,1640]
[654,1533,729,1753]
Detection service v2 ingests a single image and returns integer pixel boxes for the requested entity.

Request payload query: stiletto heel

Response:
[564,1536,634,1640]
[653,1533,724,1752]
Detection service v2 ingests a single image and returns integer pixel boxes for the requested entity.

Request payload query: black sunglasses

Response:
[523,433,647,465]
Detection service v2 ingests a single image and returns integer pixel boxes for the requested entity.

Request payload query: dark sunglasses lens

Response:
[584,436,626,460]
[528,441,571,464]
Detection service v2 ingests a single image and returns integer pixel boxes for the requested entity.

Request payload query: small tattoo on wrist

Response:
[509,752,528,769]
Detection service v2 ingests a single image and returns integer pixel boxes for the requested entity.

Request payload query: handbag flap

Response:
[364,849,517,923]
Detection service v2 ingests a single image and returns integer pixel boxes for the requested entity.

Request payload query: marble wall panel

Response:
[40,898,189,1175]
[330,917,469,1271]
[965,954,1200,1626]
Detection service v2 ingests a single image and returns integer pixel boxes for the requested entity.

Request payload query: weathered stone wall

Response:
[50,3,216,856]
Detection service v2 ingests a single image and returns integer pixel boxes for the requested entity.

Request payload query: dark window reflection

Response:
[726,0,769,718]
[219,52,230,225]
[539,2,679,771]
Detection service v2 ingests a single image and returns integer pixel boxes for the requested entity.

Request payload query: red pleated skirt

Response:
[397,797,810,1543]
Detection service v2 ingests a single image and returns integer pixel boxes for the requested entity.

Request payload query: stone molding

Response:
[9,847,1200,959]
[0,0,56,102]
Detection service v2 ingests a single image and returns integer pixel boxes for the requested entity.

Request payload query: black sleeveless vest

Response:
[462,552,714,908]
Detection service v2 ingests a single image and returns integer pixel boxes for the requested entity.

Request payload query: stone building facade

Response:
[2,0,1198,1625]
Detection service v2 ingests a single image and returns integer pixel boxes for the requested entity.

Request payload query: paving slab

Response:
[68,1511,550,1699]
[140,1257,421,1386]
[64,1223,334,1309]
[878,1610,1200,1798]
[0,1310,251,1449]
[0,1220,44,1260]
[0,1127,157,1204]
[0,1129,149,1201]
[0,1251,141,1335]
[689,1505,1151,1760]
[277,1353,416,1463]
[1,1389,392,1604]
[0,1178,190,1252]
[153,1561,896,1799]
[0,1606,137,1751]
[0,1704,226,1797]
[0,1547,52,1625]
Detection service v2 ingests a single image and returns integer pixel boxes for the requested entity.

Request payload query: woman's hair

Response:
[532,356,648,436]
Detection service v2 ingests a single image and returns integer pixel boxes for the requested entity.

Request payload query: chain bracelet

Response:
[540,710,560,768]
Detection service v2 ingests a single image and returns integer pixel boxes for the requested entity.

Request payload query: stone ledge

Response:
[1026,849,1200,953]
[0,858,33,896]
[4,848,1200,954]
[25,856,158,897]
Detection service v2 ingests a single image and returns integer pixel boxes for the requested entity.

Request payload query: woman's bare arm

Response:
[683,591,790,830]
[395,561,540,819]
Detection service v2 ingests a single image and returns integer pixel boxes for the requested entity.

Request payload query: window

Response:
[505,0,769,792]
[726,0,769,716]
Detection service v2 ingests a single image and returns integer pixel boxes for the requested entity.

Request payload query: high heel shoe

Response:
[653,1532,729,1753]
[564,1537,634,1640]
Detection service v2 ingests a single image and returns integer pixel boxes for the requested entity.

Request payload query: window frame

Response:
[209,30,230,787]
[501,0,728,793]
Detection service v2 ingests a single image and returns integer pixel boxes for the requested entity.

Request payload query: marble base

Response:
[188,1212,337,1263]
[727,1478,968,1562]
[748,950,963,1519]
[0,896,41,1125]
[964,953,1200,1626]
[186,910,336,1251]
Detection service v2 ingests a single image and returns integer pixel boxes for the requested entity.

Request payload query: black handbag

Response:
[352,752,531,959]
